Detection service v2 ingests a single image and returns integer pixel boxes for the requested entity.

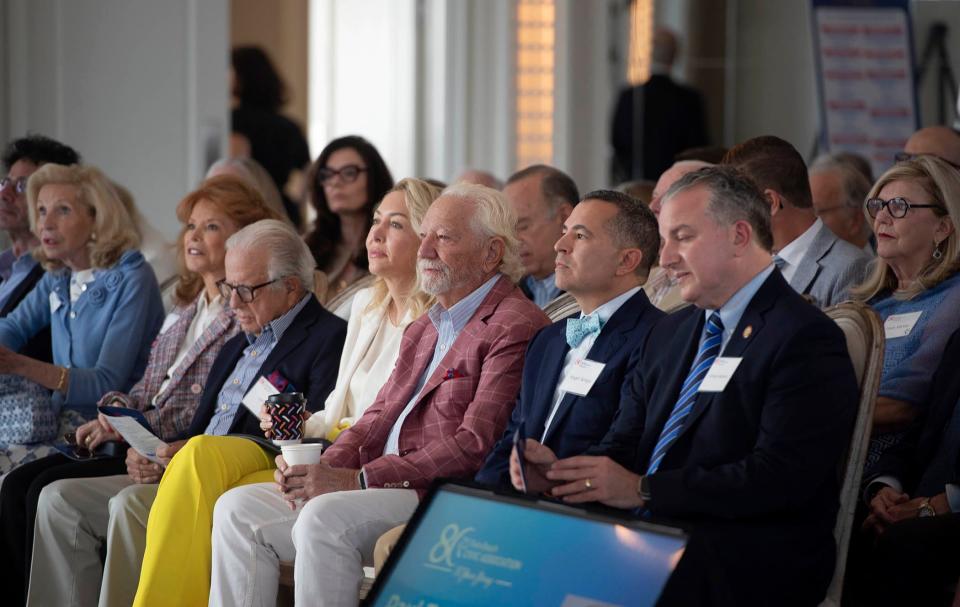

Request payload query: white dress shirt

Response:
[774,218,822,283]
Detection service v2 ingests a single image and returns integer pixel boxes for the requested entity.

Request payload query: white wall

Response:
[2,0,228,239]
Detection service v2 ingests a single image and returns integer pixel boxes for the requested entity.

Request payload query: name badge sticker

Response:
[241,375,281,415]
[884,311,922,339]
[49,291,62,313]
[558,359,606,397]
[698,357,744,393]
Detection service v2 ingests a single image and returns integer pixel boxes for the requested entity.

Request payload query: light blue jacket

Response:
[0,250,164,418]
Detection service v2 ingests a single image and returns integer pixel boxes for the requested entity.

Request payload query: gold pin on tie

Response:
[742,325,753,339]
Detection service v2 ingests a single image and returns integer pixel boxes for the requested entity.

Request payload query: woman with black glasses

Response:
[304,136,394,298]
[850,155,960,472]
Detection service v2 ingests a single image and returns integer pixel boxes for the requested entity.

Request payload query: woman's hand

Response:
[0,345,23,375]
[74,415,122,451]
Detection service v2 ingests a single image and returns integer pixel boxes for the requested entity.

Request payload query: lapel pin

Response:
[742,325,753,339]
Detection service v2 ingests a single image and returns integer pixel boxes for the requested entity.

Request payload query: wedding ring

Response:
[585,478,593,489]
[85,435,93,446]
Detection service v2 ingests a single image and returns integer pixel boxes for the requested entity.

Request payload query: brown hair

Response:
[723,135,813,209]
[172,175,280,305]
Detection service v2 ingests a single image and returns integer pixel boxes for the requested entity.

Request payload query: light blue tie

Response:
[565,314,602,348]
[647,312,724,475]
[772,255,787,271]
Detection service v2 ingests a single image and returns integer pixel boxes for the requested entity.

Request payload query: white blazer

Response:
[304,286,411,439]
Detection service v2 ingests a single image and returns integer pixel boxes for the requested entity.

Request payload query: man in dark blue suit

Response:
[519,166,859,606]
[475,189,664,488]
[849,328,960,606]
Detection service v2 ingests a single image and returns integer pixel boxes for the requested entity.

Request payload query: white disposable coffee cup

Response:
[280,443,325,466]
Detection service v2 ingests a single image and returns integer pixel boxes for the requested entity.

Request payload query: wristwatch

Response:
[357,468,367,490]
[638,475,652,502]
[918,498,936,518]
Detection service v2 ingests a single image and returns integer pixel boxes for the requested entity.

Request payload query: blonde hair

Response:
[850,155,960,301]
[27,164,140,271]
[365,178,442,319]
[440,182,525,282]
[206,157,289,225]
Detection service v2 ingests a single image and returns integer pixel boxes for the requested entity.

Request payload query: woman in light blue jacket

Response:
[0,163,164,472]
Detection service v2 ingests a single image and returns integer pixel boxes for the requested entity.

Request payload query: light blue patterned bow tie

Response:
[566,314,603,348]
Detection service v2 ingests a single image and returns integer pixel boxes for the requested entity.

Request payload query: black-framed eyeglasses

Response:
[63,432,94,459]
[865,197,944,219]
[217,278,280,303]
[894,151,960,170]
[317,164,367,184]
[0,176,28,194]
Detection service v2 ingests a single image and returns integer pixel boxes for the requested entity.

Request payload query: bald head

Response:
[650,160,712,217]
[455,169,503,190]
[904,126,960,167]
[652,28,678,68]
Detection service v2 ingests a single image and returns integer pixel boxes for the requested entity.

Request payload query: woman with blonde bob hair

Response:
[132,177,443,606]
[850,155,960,472]
[0,174,280,605]
[0,164,165,472]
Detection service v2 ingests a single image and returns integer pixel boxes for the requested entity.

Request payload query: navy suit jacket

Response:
[869,327,960,494]
[608,271,858,605]
[475,289,663,487]
[182,295,346,439]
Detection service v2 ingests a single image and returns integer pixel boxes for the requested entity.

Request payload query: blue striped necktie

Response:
[647,312,724,475]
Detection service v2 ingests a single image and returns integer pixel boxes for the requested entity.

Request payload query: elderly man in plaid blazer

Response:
[209,183,549,607]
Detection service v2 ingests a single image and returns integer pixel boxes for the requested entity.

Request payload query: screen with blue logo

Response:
[369,485,685,607]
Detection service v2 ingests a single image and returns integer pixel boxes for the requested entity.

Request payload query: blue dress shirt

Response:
[382,273,501,455]
[0,250,164,418]
[701,264,775,353]
[0,249,39,312]
[204,294,311,435]
[523,273,562,308]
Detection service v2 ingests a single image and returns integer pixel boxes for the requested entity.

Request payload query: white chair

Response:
[820,301,884,607]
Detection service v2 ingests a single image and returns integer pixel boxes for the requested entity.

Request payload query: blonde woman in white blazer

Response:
[130,179,442,606]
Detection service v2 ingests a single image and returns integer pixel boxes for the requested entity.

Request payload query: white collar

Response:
[776,218,821,267]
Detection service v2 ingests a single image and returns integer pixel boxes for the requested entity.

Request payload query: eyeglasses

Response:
[865,197,944,219]
[0,176,28,194]
[62,432,94,459]
[317,164,367,184]
[894,151,960,170]
[217,278,280,303]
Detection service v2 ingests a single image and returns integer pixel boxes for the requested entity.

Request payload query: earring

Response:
[90,232,97,242]
[933,240,944,260]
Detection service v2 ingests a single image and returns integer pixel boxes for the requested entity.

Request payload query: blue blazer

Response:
[0,250,164,418]
[608,271,858,605]
[475,289,664,487]
[183,295,346,440]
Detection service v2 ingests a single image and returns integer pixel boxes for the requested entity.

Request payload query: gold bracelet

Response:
[55,366,68,393]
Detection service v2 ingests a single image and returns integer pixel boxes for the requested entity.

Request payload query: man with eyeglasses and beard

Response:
[26,219,346,607]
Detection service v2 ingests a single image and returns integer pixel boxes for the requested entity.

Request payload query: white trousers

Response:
[27,474,157,607]
[210,483,418,607]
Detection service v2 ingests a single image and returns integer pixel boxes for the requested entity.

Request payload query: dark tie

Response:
[647,313,724,475]
[916,395,960,496]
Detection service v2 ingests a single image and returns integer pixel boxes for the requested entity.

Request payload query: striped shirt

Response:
[383,274,501,455]
[203,294,311,435]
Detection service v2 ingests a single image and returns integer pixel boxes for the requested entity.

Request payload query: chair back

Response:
[820,301,884,606]
[543,292,580,322]
[325,274,377,320]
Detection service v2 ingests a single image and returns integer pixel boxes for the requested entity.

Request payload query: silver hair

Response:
[809,154,873,210]
[440,182,524,282]
[226,219,315,290]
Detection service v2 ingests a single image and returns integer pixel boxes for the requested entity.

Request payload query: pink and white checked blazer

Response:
[324,276,549,494]
[97,293,239,440]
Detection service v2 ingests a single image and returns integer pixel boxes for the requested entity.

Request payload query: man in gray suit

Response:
[724,136,871,307]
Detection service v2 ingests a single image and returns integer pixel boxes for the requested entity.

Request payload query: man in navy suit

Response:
[518,166,859,606]
[848,328,960,606]
[26,220,346,607]
[476,189,663,487]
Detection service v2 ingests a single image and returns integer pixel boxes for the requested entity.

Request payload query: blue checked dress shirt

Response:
[203,294,311,435]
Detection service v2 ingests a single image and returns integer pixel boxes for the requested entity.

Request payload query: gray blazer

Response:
[790,222,874,308]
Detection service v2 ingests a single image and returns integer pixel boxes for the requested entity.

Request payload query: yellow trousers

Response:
[133,435,276,607]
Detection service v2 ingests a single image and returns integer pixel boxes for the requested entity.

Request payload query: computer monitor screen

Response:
[366,483,686,607]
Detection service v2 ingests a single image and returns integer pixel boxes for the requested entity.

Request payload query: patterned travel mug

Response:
[267,392,306,446]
